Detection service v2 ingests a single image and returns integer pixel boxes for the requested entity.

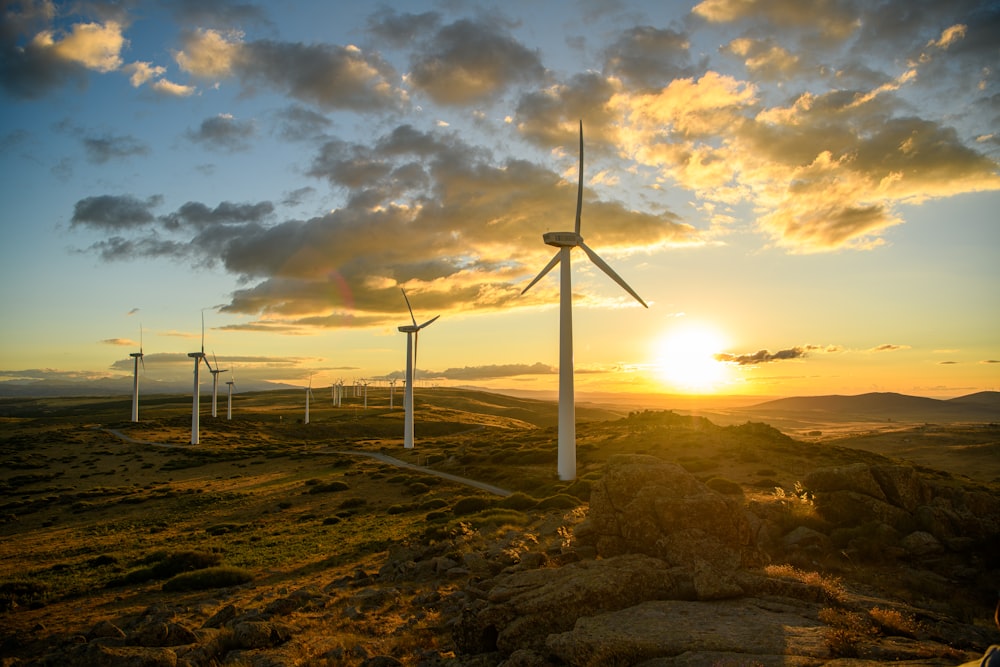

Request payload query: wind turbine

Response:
[304,375,314,424]
[225,365,236,421]
[209,353,228,418]
[188,312,214,445]
[521,120,648,480]
[129,325,144,423]
[398,288,439,449]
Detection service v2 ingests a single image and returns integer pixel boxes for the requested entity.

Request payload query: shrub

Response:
[497,492,537,511]
[387,504,413,515]
[405,482,430,496]
[465,508,531,528]
[705,477,743,495]
[308,480,350,494]
[535,494,581,510]
[0,580,50,610]
[563,479,592,501]
[418,498,448,511]
[162,566,254,592]
[117,550,221,585]
[338,497,367,510]
[452,496,492,516]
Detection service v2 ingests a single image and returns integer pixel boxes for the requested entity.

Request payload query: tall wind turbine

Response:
[129,325,144,422]
[225,365,236,421]
[521,120,648,480]
[188,312,214,445]
[209,353,228,418]
[398,289,439,449]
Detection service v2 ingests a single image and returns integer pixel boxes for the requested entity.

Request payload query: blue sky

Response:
[1,0,998,398]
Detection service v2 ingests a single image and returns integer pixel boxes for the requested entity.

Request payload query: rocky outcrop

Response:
[575,454,766,599]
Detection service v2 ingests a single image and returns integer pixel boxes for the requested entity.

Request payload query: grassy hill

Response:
[1,388,998,664]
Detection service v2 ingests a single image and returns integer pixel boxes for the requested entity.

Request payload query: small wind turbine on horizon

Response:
[188,312,215,445]
[521,120,648,481]
[225,365,236,421]
[209,353,228,418]
[129,325,144,423]
[304,375,314,424]
[398,288,439,449]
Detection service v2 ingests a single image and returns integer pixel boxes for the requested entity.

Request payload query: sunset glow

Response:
[1,2,997,400]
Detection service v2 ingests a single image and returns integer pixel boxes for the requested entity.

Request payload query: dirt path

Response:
[101,427,512,497]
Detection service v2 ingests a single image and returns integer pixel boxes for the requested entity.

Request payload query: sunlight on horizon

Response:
[655,323,732,394]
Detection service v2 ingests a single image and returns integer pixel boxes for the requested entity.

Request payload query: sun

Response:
[656,323,730,393]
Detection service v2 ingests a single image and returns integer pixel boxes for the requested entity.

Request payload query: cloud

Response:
[174,29,407,111]
[149,78,196,97]
[870,343,911,352]
[72,123,694,327]
[122,61,165,87]
[72,194,163,230]
[603,26,706,89]
[100,338,135,346]
[437,362,557,380]
[186,113,255,152]
[692,0,860,41]
[407,17,546,105]
[82,133,150,163]
[722,37,802,79]
[715,347,809,365]
[366,7,442,48]
[273,105,332,142]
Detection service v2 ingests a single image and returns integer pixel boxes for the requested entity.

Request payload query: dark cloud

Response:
[603,26,705,89]
[437,362,557,380]
[871,344,909,352]
[715,347,808,365]
[100,338,134,346]
[281,187,316,207]
[82,133,150,163]
[164,0,273,30]
[161,201,274,230]
[72,194,163,230]
[515,73,623,149]
[0,30,87,99]
[366,7,441,47]
[408,18,546,105]
[273,105,332,142]
[186,114,256,152]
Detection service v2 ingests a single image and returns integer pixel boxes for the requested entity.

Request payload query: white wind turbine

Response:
[209,353,228,418]
[304,375,314,424]
[225,365,236,421]
[129,325,144,423]
[398,288,439,449]
[521,120,648,481]
[188,312,214,445]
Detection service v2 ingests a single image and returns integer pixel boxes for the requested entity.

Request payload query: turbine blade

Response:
[575,119,584,235]
[140,356,145,372]
[579,242,648,308]
[202,355,214,372]
[520,251,562,296]
[401,288,417,327]
[418,314,440,329]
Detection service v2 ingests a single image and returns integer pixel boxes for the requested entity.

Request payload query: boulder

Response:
[545,598,829,665]
[578,454,764,598]
[453,554,688,655]
[805,463,886,500]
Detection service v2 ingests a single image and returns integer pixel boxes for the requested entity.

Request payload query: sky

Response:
[1,0,998,401]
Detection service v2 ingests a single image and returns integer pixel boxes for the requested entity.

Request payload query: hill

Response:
[743,391,1000,423]
[1,388,998,665]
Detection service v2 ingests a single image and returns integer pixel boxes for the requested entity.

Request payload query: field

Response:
[1,387,998,665]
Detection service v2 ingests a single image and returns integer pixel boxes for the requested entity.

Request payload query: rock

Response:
[805,463,887,500]
[453,553,688,655]
[900,530,945,557]
[128,621,197,647]
[230,621,293,650]
[782,526,831,552]
[87,620,126,641]
[870,465,932,512]
[202,603,238,629]
[812,490,912,530]
[578,454,764,598]
[80,643,178,666]
[545,598,829,665]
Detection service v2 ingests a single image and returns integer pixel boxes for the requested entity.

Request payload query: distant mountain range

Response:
[741,391,1000,423]
[0,376,298,398]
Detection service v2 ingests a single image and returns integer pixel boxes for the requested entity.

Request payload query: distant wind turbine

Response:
[188,312,214,445]
[225,365,236,421]
[304,375,314,424]
[209,352,228,418]
[398,289,439,449]
[521,120,648,480]
[129,324,144,423]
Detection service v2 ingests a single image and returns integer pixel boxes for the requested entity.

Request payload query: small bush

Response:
[405,482,430,496]
[535,494,581,510]
[0,580,50,610]
[308,481,350,494]
[387,504,413,515]
[418,498,449,511]
[162,566,254,592]
[339,497,367,510]
[497,492,537,511]
[452,496,492,516]
[465,508,531,528]
[705,477,743,495]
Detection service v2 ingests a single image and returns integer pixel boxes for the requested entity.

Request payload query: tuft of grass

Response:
[0,580,51,610]
[868,606,922,638]
[162,566,254,592]
[497,492,537,511]
[308,480,350,494]
[764,564,847,604]
[535,493,581,510]
[452,496,493,516]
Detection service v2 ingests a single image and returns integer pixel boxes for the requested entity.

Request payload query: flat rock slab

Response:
[546,598,830,666]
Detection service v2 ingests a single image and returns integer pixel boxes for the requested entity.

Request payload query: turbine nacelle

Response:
[543,231,582,248]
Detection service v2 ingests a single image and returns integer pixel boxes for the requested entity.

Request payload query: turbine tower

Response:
[521,120,648,480]
[225,365,236,421]
[209,353,228,418]
[398,289,439,449]
[304,375,314,424]
[129,325,144,422]
[188,312,214,445]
